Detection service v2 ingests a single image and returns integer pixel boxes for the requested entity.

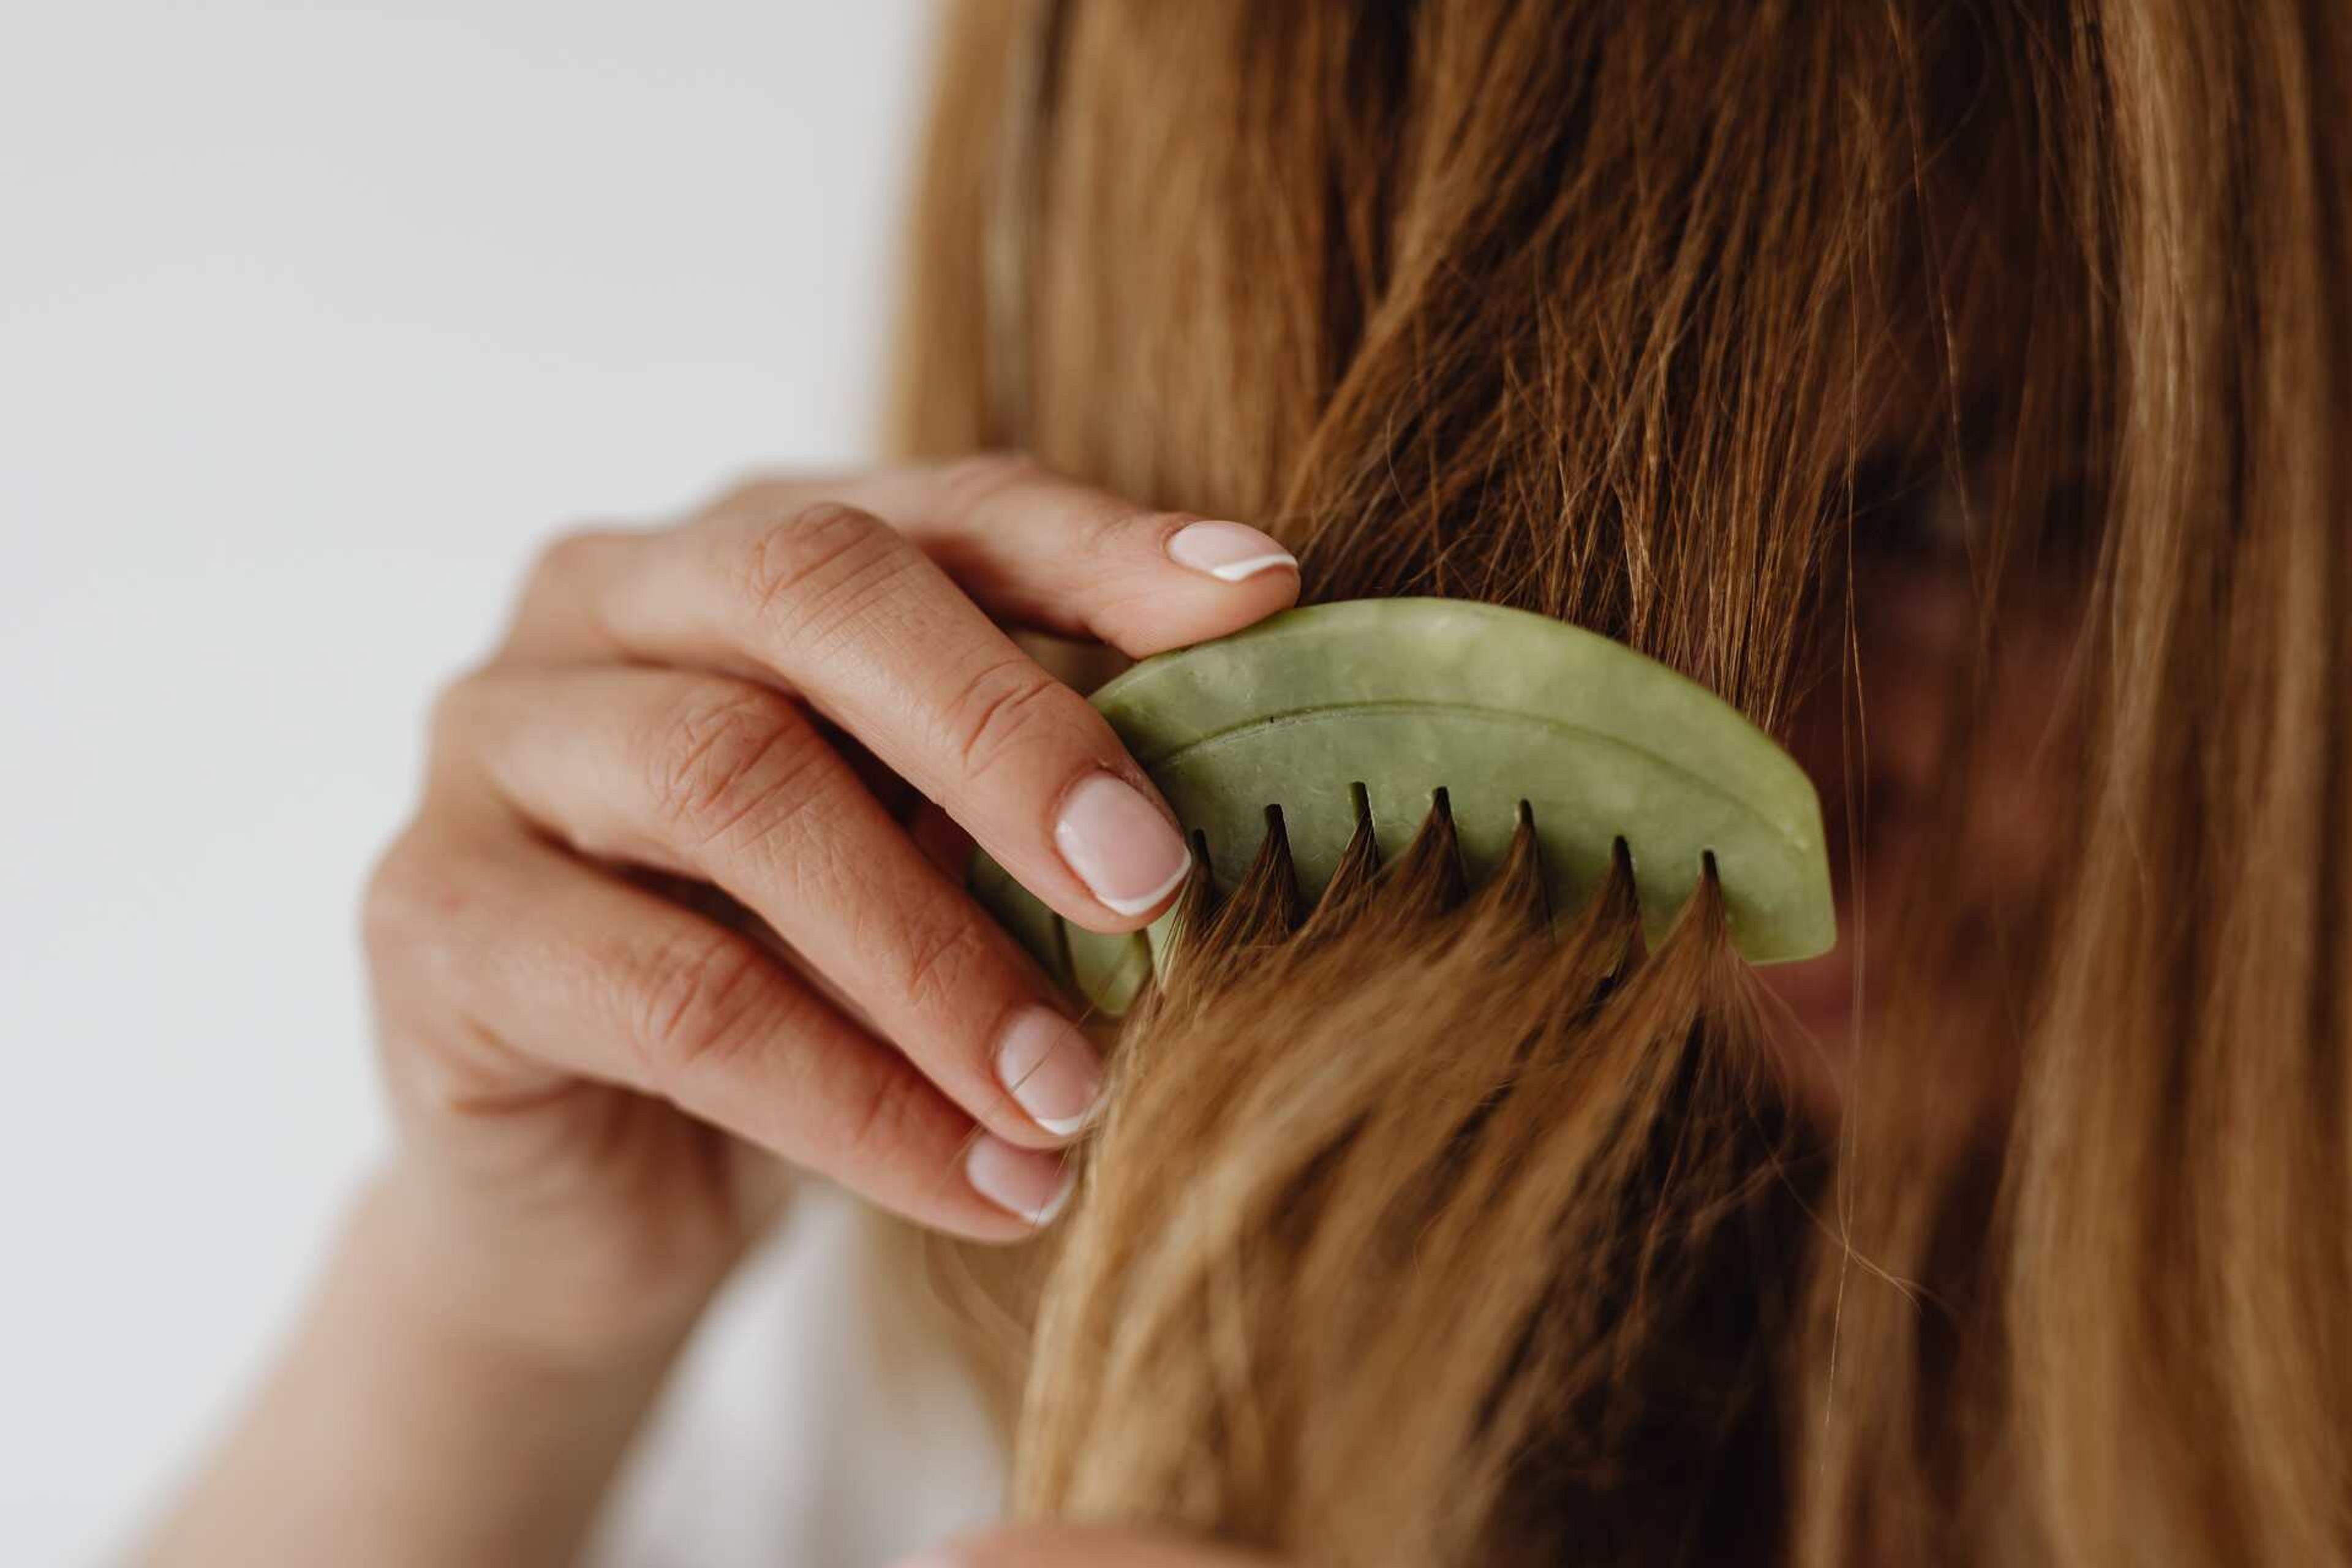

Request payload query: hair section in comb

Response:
[967,598,1835,1017]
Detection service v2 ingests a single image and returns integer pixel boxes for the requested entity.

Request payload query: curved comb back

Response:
[968,598,1836,1016]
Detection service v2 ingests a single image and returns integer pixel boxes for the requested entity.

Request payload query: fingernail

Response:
[966,1134,1076,1226]
[1054,772,1191,916]
[995,1005,1106,1136]
[1166,519,1298,582]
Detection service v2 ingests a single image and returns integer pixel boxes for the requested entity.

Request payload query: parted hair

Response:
[892,3,2352,1563]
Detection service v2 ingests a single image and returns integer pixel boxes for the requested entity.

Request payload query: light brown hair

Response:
[894,3,2352,1562]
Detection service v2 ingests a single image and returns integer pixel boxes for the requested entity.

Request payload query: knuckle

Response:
[697,471,796,522]
[835,1056,932,1170]
[1088,502,1193,557]
[919,1532,1027,1568]
[734,501,902,623]
[537,523,613,576]
[926,451,1049,512]
[358,827,464,975]
[929,450,1171,556]
[643,680,824,845]
[895,911,995,1016]
[421,665,490,754]
[521,524,617,605]
[927,450,1046,514]
[943,655,1077,783]
[628,923,773,1084]
[494,525,622,663]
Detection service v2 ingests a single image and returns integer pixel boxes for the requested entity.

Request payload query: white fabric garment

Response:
[583,1186,1011,1568]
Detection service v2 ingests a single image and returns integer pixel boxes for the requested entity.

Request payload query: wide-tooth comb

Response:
[968,598,1836,1017]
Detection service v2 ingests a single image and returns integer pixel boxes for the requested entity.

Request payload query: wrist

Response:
[360,1155,737,1374]
[138,1168,707,1567]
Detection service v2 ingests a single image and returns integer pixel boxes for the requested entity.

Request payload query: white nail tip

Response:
[1095,851,1193,916]
[1025,1175,1076,1227]
[1034,1106,1098,1138]
[1207,552,1300,582]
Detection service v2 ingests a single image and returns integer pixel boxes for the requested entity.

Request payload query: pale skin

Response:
[137,456,1302,1567]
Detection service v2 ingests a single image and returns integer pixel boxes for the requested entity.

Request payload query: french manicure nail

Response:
[965,1134,1076,1226]
[1054,771,1191,916]
[995,1005,1107,1136]
[1166,519,1298,582]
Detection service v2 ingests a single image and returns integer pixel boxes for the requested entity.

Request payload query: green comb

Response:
[968,597,1835,1017]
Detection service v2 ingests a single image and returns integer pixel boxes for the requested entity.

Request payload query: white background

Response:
[1,3,938,1557]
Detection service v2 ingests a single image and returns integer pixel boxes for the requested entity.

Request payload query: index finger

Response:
[712,454,1303,657]
[504,459,1299,931]
[505,453,1300,666]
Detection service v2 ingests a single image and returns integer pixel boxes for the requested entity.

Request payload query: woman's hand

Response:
[359,456,1300,1360]
[138,459,1298,1568]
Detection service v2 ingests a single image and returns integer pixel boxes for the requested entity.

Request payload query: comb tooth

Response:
[1201,804,1303,948]
[1428,787,1469,910]
[1182,825,1219,908]
[1378,786,1468,918]
[1688,847,1728,935]
[1298,782,1382,940]
[1529,836,1643,1019]
[1599,835,1646,975]
[1470,797,1551,933]
[1152,827,1221,979]
[1261,804,1306,933]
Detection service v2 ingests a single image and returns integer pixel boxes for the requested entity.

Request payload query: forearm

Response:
[134,1169,690,1568]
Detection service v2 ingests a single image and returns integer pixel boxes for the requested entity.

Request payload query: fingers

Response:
[710,455,1302,655]
[894,1525,1281,1568]
[432,663,1114,1151]
[500,456,1298,668]
[521,498,1205,930]
[363,819,1077,1241]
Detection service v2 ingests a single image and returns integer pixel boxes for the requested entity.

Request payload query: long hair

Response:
[891,4,2352,1563]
